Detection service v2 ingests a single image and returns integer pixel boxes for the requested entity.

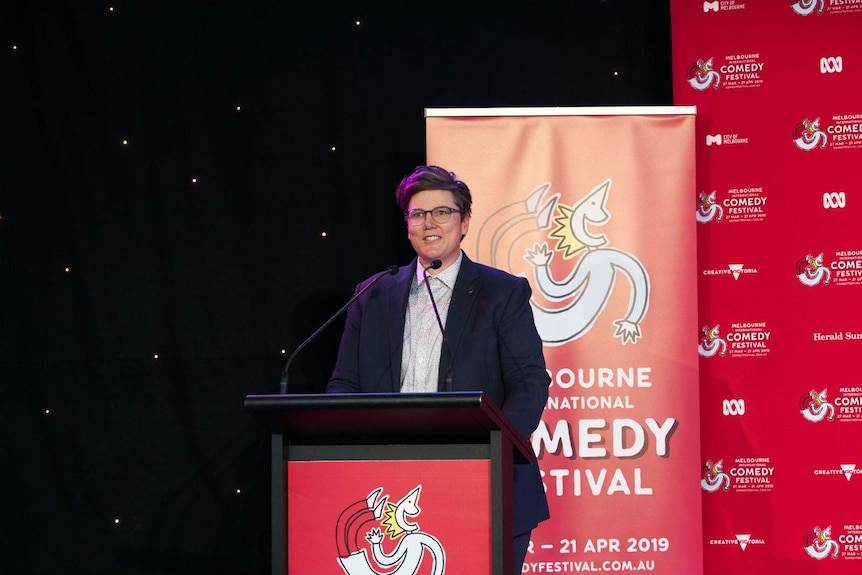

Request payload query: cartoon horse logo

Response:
[799,389,835,423]
[696,190,724,224]
[687,57,721,91]
[796,253,831,287]
[701,459,731,493]
[698,324,727,358]
[793,118,828,151]
[803,525,840,560]
[336,486,446,575]
[791,0,824,16]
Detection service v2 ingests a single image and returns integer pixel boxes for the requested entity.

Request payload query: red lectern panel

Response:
[287,459,491,574]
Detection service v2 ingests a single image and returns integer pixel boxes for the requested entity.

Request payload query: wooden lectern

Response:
[244,391,534,575]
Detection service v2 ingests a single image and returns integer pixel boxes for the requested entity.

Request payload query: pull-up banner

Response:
[427,107,702,575]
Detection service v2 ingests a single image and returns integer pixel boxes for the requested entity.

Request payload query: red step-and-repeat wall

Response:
[671,2,862,574]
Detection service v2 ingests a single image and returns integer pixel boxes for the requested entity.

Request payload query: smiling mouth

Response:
[424,235,441,241]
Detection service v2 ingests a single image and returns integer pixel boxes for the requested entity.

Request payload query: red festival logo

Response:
[793,118,828,151]
[796,253,832,287]
[698,324,727,357]
[799,389,836,422]
[687,57,721,91]
[803,525,840,560]
[791,0,825,16]
[336,486,446,575]
[701,459,731,492]
[477,179,651,346]
[696,190,724,223]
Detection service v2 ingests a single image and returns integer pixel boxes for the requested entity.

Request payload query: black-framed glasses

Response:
[404,206,461,226]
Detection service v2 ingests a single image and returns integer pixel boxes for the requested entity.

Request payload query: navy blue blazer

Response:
[327,253,551,534]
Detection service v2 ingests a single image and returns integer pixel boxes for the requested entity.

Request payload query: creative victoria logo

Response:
[708,533,766,551]
[699,321,771,358]
[701,456,775,493]
[794,114,862,151]
[687,53,764,91]
[696,187,767,224]
[793,0,862,16]
[814,462,862,481]
[797,250,862,287]
[703,263,759,281]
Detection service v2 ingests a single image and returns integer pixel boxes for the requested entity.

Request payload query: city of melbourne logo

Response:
[706,132,750,147]
[702,1,748,13]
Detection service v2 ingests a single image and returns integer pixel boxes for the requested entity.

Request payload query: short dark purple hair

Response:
[394,165,472,218]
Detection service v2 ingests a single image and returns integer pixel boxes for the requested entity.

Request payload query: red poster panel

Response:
[287,459,490,575]
[672,2,862,574]
[427,109,702,575]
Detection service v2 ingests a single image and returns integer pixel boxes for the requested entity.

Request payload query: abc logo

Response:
[723,399,745,416]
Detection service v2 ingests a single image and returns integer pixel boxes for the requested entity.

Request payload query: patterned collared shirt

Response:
[400,253,463,392]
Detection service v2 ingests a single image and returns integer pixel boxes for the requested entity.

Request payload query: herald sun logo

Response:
[336,486,446,575]
[820,57,843,74]
[796,252,832,286]
[487,179,650,346]
[823,192,846,209]
[701,459,731,492]
[698,324,727,357]
[800,389,836,422]
[687,57,721,91]
[793,117,828,151]
[804,525,840,560]
[791,0,824,16]
[696,190,724,223]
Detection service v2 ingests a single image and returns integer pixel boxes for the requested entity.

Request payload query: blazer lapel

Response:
[438,253,480,391]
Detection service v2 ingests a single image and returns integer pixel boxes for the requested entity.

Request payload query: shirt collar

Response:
[414,251,463,289]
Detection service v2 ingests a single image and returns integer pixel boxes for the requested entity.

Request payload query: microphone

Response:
[279,265,399,394]
[422,259,454,391]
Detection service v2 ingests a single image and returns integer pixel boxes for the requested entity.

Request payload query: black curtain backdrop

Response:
[0,2,672,573]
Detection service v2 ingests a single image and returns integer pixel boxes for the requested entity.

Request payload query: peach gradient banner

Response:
[427,108,702,575]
